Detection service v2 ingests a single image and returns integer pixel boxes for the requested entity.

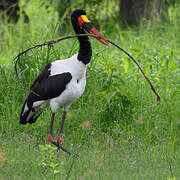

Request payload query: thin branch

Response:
[13,33,160,105]
[107,40,160,105]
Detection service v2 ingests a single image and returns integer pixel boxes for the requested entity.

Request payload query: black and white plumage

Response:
[20,9,109,151]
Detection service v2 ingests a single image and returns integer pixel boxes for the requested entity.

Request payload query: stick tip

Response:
[156,97,160,105]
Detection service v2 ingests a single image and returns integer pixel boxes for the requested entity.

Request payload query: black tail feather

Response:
[20,99,42,125]
[20,99,28,124]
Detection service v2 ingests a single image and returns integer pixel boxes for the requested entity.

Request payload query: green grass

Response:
[0,1,180,179]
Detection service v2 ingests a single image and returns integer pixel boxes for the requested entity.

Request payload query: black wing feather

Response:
[27,72,72,108]
[20,63,72,125]
[30,63,51,89]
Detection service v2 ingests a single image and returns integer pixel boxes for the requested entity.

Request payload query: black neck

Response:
[73,27,92,64]
[78,36,92,64]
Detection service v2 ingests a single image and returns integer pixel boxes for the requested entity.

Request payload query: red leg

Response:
[47,134,54,143]
[57,111,66,145]
[47,113,55,144]
[47,111,70,155]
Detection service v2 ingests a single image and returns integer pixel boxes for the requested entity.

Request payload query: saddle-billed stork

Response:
[20,9,109,151]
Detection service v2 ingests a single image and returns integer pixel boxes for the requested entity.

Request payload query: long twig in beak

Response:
[13,33,160,105]
[107,39,160,105]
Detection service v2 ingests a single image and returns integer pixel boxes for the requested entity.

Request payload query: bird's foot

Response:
[47,134,54,143]
[53,141,71,155]
[47,134,71,155]
[57,135,62,145]
[47,134,59,148]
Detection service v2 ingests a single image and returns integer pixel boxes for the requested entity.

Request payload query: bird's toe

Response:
[47,134,54,143]
[57,135,62,145]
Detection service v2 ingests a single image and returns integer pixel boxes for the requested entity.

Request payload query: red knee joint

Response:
[47,135,54,143]
[57,135,62,145]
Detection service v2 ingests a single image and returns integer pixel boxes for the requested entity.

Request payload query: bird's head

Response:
[71,9,109,46]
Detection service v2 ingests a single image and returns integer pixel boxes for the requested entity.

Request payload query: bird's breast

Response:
[66,75,86,101]
[50,55,88,110]
[51,75,86,110]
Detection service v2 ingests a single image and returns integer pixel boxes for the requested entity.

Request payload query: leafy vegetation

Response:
[0,0,180,179]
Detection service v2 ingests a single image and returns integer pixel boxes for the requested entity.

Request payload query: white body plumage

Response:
[49,54,87,112]
[21,53,88,123]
